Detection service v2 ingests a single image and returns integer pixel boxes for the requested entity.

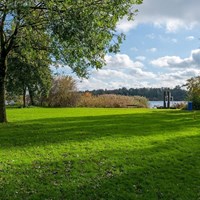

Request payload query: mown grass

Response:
[0,108,200,200]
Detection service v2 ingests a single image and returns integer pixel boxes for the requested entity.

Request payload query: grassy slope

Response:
[0,108,200,200]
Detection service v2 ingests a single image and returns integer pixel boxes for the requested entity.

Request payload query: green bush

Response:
[190,96,200,110]
[185,76,200,110]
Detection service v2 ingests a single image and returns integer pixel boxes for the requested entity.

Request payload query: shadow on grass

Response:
[0,110,199,149]
[1,133,200,200]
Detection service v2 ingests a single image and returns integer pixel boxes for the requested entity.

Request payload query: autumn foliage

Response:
[78,94,148,108]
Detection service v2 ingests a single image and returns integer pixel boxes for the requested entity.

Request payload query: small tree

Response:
[47,76,79,107]
[185,76,200,110]
[6,49,52,107]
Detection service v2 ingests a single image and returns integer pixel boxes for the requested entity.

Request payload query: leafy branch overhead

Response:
[0,0,142,76]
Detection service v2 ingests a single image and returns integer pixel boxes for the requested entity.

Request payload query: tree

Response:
[0,0,142,122]
[47,76,79,107]
[171,85,187,101]
[185,76,200,110]
[6,40,52,107]
[6,54,52,107]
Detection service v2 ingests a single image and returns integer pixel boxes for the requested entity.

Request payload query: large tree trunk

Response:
[28,86,35,106]
[0,57,7,123]
[23,87,26,108]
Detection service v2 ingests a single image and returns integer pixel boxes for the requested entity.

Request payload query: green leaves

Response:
[185,76,200,110]
[48,0,143,77]
[1,0,143,78]
[6,41,52,106]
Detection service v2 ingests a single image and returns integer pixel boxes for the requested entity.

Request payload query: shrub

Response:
[171,102,187,109]
[47,76,80,107]
[185,76,200,110]
[78,94,148,108]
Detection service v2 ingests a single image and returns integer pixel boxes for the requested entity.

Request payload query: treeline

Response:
[86,86,187,101]
[6,76,149,108]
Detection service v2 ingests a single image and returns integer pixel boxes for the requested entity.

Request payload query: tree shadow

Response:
[1,133,199,199]
[0,110,199,149]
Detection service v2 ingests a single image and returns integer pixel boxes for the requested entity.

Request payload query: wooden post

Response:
[167,90,171,108]
[163,91,166,108]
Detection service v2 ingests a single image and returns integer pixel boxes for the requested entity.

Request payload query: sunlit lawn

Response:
[0,108,200,199]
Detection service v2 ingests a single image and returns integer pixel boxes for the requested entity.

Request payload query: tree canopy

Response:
[6,47,52,107]
[185,76,200,110]
[0,0,143,122]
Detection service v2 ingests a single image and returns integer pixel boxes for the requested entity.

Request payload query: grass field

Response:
[0,108,200,200]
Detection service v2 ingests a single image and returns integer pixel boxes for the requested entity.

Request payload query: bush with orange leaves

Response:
[78,94,149,108]
[47,76,80,107]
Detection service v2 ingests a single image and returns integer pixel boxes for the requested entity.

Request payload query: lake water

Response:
[149,101,187,108]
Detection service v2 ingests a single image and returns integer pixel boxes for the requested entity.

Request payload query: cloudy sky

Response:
[56,0,200,90]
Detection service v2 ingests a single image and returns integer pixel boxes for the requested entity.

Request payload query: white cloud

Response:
[76,53,157,90]
[165,19,186,33]
[117,18,137,33]
[93,69,134,80]
[135,56,146,61]
[51,50,200,91]
[104,54,156,79]
[151,56,186,68]
[191,49,200,63]
[186,36,195,41]
[151,49,200,69]
[77,66,200,90]
[147,48,157,52]
[151,68,200,88]
[105,54,144,69]
[117,0,200,33]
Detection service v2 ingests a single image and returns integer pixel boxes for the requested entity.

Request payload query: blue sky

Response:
[55,0,200,90]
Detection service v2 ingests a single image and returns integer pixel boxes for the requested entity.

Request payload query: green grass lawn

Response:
[0,108,200,200]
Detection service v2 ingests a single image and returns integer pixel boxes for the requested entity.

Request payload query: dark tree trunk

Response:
[0,57,7,123]
[28,86,35,106]
[0,12,18,122]
[23,87,26,108]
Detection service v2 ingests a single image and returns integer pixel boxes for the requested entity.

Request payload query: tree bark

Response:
[0,58,7,123]
[28,86,35,106]
[23,87,26,108]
